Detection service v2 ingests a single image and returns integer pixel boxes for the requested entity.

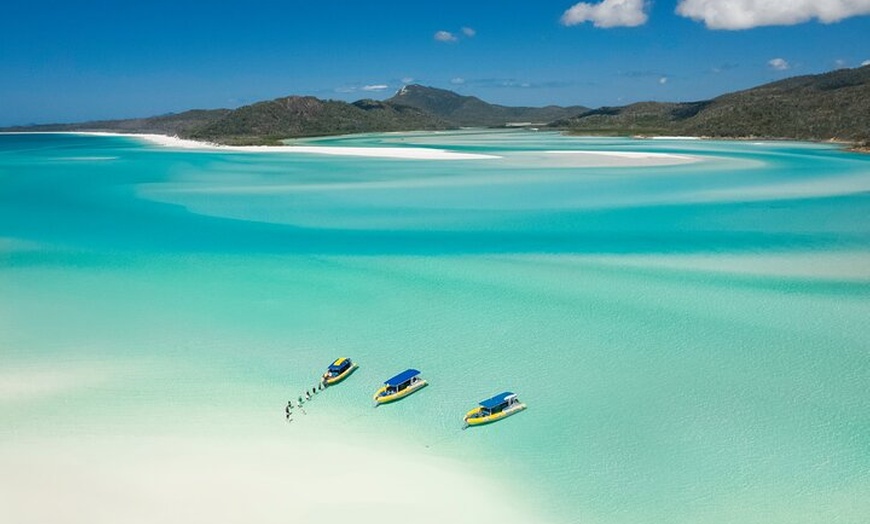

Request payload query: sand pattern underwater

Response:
[1,130,869,524]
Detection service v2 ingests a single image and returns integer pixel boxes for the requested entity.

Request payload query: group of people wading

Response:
[284,381,324,422]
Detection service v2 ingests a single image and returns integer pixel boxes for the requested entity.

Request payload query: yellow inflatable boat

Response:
[464,392,526,427]
[373,368,427,405]
[321,357,358,386]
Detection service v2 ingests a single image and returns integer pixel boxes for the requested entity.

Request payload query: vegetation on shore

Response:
[2,65,868,148]
[552,65,870,144]
[186,96,451,145]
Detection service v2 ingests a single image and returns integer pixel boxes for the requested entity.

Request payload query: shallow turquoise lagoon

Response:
[1,131,869,523]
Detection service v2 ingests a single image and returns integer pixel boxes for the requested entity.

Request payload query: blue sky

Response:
[1,0,868,126]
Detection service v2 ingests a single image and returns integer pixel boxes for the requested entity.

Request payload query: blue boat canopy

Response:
[328,358,351,372]
[480,392,516,409]
[384,369,420,387]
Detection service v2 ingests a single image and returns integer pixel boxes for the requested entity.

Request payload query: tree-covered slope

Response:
[555,65,870,142]
[4,66,868,145]
[387,84,587,127]
[185,96,451,144]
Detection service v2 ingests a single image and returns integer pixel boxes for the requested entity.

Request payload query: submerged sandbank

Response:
[0,423,541,524]
[538,149,699,166]
[527,251,870,281]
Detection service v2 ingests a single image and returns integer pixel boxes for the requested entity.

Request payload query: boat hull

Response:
[373,380,428,404]
[464,403,526,427]
[323,363,358,386]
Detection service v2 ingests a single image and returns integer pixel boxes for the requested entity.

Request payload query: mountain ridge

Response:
[553,65,870,145]
[386,84,588,127]
[3,65,868,147]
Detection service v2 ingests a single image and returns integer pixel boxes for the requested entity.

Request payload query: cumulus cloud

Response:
[659,76,668,84]
[434,30,458,42]
[676,0,870,30]
[462,27,476,37]
[362,84,389,91]
[768,58,791,71]
[561,0,649,28]
[450,77,466,85]
[862,59,870,66]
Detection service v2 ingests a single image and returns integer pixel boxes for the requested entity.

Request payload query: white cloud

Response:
[462,27,476,37]
[561,0,649,28]
[834,59,848,69]
[434,30,458,42]
[659,76,668,84]
[362,84,389,92]
[862,59,870,66]
[401,77,415,84]
[676,0,870,30]
[450,77,466,85]
[768,57,791,71]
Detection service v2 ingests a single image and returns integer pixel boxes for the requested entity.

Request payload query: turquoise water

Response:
[1,131,869,523]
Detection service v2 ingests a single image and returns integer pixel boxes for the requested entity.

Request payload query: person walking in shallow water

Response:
[285,401,292,422]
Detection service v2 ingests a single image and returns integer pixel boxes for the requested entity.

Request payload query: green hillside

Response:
[3,66,868,147]
[187,96,451,145]
[555,65,870,143]
[387,84,587,127]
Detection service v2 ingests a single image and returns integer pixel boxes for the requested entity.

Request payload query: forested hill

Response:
[3,66,868,146]
[387,84,588,127]
[185,96,451,144]
[552,65,870,143]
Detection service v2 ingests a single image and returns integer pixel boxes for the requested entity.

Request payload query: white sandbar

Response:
[121,133,501,160]
[138,136,704,166]
[3,132,709,166]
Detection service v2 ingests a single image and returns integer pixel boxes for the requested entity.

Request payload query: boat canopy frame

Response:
[479,392,517,411]
[384,369,420,388]
[328,358,352,373]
